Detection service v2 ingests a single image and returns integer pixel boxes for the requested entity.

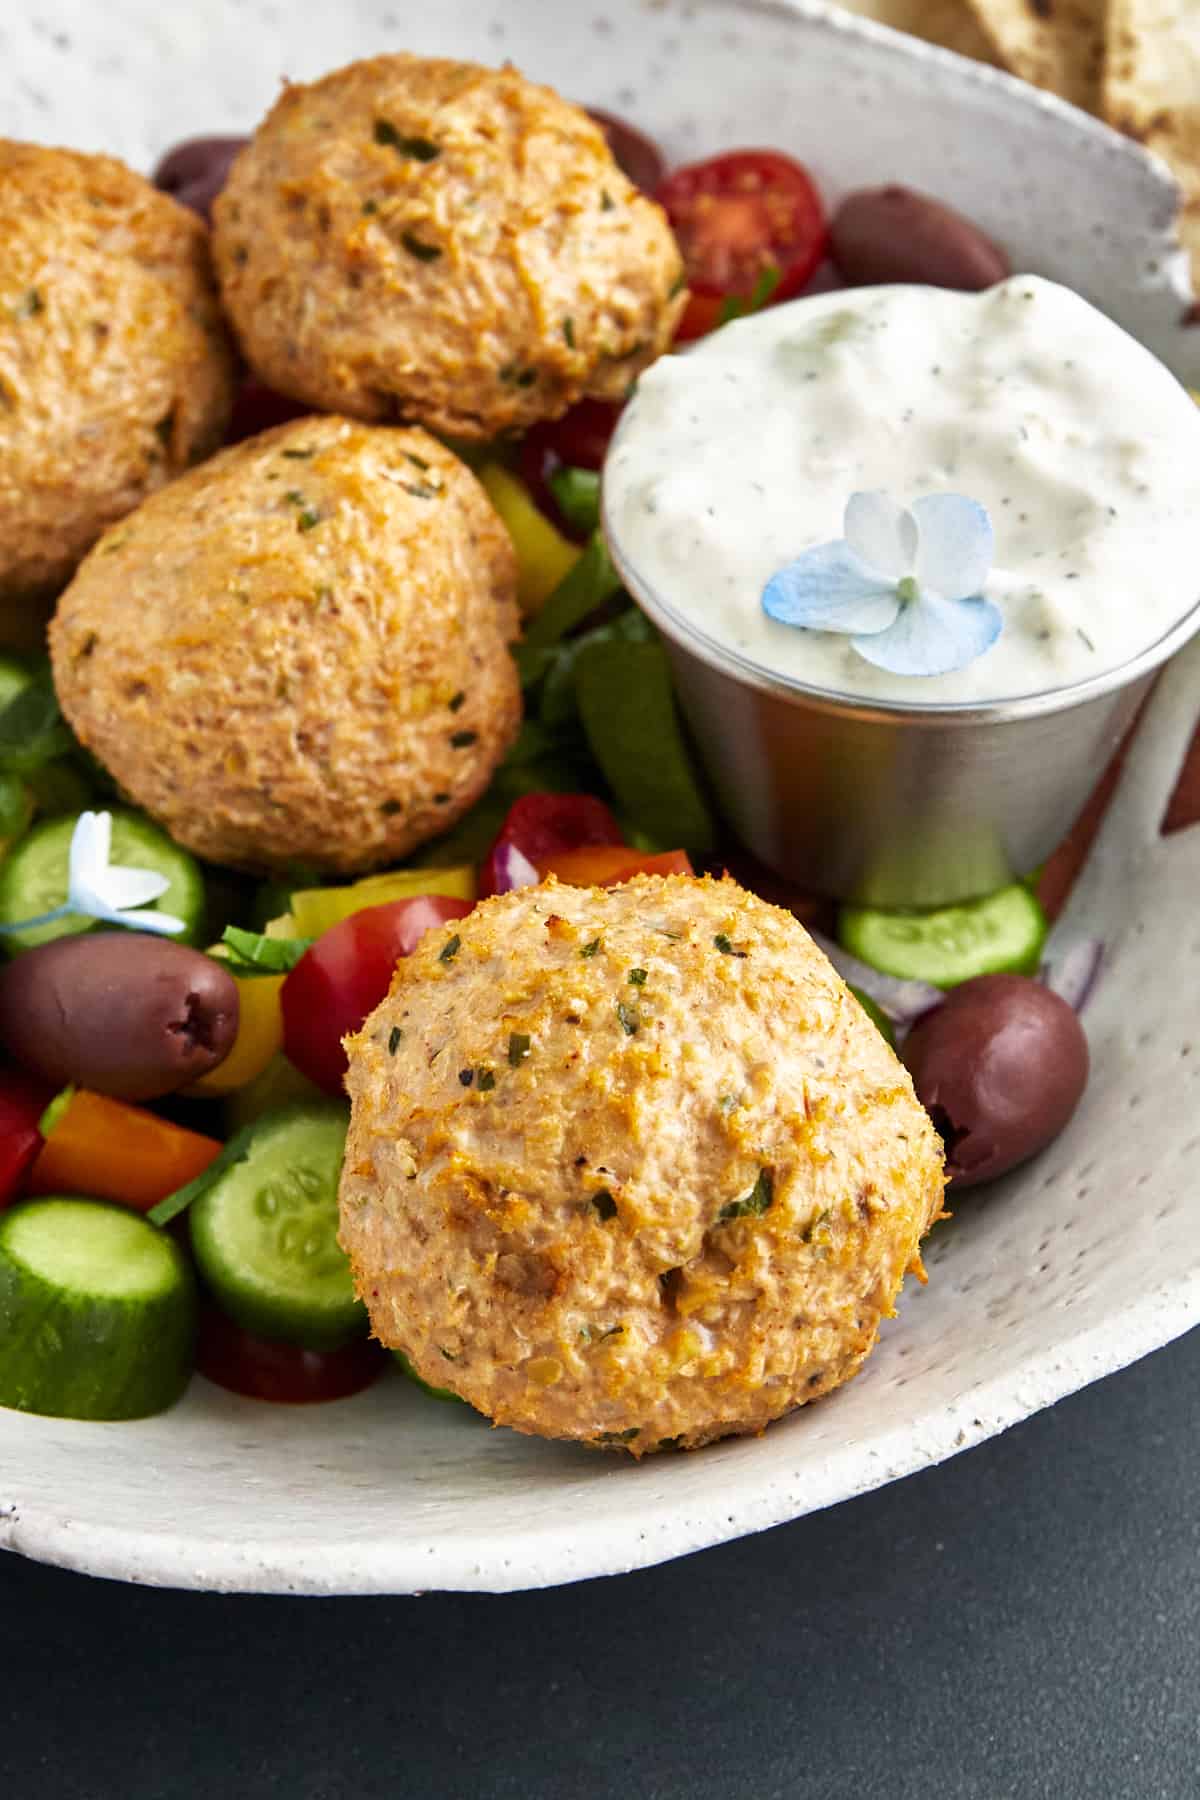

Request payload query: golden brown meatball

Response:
[339,875,945,1454]
[212,55,686,439]
[0,141,234,628]
[50,416,520,874]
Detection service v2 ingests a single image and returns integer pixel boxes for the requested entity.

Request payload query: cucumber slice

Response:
[838,884,1048,990]
[0,654,32,713]
[0,1198,195,1420]
[0,807,205,954]
[392,1349,467,1405]
[188,1102,363,1350]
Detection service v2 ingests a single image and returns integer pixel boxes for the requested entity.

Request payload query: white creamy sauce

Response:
[603,277,1200,703]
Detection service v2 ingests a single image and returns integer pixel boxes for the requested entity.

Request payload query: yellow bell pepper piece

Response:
[187,962,285,1097]
[479,463,580,615]
[288,865,476,939]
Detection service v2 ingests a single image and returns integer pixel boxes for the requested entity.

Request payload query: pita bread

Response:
[1104,0,1200,294]
[959,0,1106,109]
[831,0,1001,62]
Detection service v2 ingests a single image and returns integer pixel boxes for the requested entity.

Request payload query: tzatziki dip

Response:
[603,276,1200,704]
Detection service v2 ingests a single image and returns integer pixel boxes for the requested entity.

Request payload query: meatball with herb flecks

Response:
[50,415,520,874]
[212,54,686,439]
[339,874,945,1454]
[0,141,234,630]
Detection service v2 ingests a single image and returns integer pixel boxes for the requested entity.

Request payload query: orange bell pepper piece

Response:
[27,1088,223,1212]
[536,847,694,887]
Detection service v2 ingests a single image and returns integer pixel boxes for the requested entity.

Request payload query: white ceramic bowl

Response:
[2,0,1198,1595]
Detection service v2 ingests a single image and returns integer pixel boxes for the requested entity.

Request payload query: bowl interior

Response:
[2,0,1198,1594]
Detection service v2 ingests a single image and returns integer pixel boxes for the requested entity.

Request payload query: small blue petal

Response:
[852,591,1004,677]
[911,494,994,602]
[843,491,917,580]
[763,541,901,637]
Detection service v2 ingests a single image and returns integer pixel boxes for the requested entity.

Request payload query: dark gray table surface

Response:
[2,1327,1197,1800]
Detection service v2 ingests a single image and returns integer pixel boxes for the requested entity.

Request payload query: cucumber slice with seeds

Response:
[838,884,1048,990]
[0,807,205,954]
[188,1102,362,1351]
[0,1198,195,1420]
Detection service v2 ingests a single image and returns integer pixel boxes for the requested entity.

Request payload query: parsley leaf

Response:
[374,121,440,160]
[713,933,748,958]
[219,926,312,975]
[718,1168,774,1222]
[507,1032,532,1067]
[616,1000,640,1036]
[439,933,461,963]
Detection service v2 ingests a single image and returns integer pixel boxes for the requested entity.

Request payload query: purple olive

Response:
[586,108,668,194]
[830,185,1010,292]
[0,933,239,1101]
[902,975,1088,1189]
[152,135,248,222]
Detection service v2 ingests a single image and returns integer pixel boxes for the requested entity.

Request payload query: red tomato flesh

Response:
[657,150,827,340]
[0,1067,52,1208]
[479,793,625,898]
[281,896,473,1096]
[196,1306,387,1404]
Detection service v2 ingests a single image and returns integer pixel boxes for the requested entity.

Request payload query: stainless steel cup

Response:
[604,508,1200,907]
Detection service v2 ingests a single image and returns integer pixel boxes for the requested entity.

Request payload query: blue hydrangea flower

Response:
[762,490,1003,677]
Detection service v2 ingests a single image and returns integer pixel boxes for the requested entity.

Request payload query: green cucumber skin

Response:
[0,1203,196,1421]
[838,886,1047,990]
[189,1102,365,1353]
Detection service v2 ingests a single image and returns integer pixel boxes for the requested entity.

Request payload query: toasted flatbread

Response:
[832,0,1001,62]
[959,0,1106,110]
[1104,0,1200,292]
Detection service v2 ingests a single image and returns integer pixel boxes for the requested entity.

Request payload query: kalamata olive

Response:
[586,108,667,193]
[902,974,1088,1189]
[152,135,247,221]
[0,934,239,1102]
[830,185,1010,292]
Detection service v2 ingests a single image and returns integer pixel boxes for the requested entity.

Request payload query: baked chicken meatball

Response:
[212,54,686,438]
[50,416,520,874]
[339,876,945,1454]
[0,141,234,624]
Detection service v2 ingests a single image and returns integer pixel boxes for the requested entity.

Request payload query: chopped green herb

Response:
[616,1000,639,1036]
[580,938,602,959]
[450,730,478,748]
[14,289,43,319]
[439,933,461,963]
[717,1094,738,1114]
[402,481,438,499]
[600,189,616,212]
[283,489,305,505]
[219,926,312,975]
[668,269,687,299]
[801,1207,830,1244]
[713,933,748,958]
[477,1068,496,1091]
[362,199,379,216]
[373,120,441,160]
[458,1067,474,1087]
[499,364,538,389]
[590,1189,618,1221]
[717,263,782,328]
[595,1427,639,1444]
[147,1123,256,1228]
[439,1346,458,1362]
[297,509,321,532]
[281,447,315,460]
[448,690,466,712]
[627,968,647,987]
[507,1032,532,1067]
[580,1322,624,1344]
[388,1026,403,1055]
[718,1168,774,1222]
[562,317,575,348]
[402,232,442,262]
[405,451,432,472]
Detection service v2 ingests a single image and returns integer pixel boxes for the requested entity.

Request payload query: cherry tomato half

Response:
[281,895,473,1095]
[196,1306,388,1404]
[479,794,625,898]
[586,108,668,194]
[657,150,827,340]
[0,1066,52,1208]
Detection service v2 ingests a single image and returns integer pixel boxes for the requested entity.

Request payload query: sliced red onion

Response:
[808,929,944,1026]
[1040,936,1104,1014]
[488,840,540,895]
